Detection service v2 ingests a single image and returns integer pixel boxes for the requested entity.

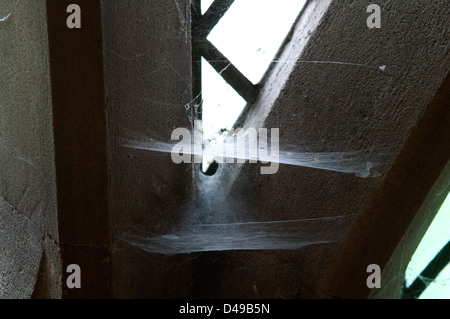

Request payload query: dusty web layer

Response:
[122,214,357,255]
[121,130,378,255]
[125,136,384,178]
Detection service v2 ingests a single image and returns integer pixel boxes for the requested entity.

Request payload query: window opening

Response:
[192,0,308,173]
[208,0,308,84]
[402,191,450,299]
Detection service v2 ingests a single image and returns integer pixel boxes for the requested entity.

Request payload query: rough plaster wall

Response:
[195,0,449,298]
[0,0,61,298]
[101,0,195,298]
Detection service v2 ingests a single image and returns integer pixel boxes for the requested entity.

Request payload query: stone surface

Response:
[0,0,60,298]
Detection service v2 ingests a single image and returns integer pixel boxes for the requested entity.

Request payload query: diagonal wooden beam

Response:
[197,39,259,104]
[193,0,235,39]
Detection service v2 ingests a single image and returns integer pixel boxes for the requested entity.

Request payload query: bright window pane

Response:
[419,263,450,299]
[405,191,450,298]
[208,0,307,84]
[201,0,214,14]
[202,57,246,142]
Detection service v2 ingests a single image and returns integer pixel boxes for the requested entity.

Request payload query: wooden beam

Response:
[46,0,110,298]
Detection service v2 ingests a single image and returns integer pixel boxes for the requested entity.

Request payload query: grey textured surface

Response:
[0,0,60,298]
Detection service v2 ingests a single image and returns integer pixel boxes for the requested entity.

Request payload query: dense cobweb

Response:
[118,0,388,256]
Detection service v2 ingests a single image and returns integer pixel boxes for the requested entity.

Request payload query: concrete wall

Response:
[0,0,61,298]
